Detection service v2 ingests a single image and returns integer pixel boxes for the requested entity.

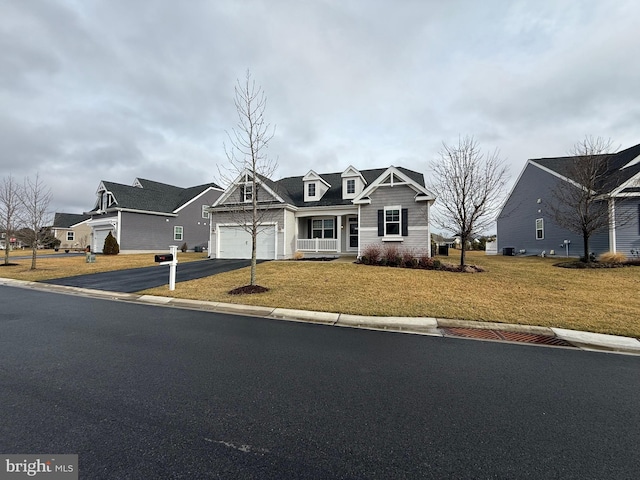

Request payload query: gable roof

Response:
[529,142,640,195]
[88,178,222,214]
[53,213,91,228]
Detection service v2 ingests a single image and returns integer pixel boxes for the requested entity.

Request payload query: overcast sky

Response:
[3,0,640,218]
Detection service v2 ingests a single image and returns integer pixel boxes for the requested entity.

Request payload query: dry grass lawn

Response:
[2,249,638,338]
[140,252,640,338]
[0,250,208,282]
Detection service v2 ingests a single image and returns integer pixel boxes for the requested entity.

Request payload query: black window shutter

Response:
[377,210,384,236]
[308,219,312,238]
[402,208,408,236]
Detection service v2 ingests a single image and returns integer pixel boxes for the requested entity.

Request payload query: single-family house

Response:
[207,166,436,259]
[85,178,223,253]
[51,213,92,251]
[497,142,640,257]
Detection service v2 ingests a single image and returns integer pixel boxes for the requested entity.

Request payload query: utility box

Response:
[502,247,515,256]
[438,245,449,256]
[155,253,174,263]
[86,253,96,263]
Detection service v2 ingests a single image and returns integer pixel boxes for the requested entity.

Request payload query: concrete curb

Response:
[2,277,639,356]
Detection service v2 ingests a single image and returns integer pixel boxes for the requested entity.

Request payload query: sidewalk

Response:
[2,277,639,356]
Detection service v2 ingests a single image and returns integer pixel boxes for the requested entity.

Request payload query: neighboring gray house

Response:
[85,178,223,253]
[497,142,640,257]
[208,166,436,259]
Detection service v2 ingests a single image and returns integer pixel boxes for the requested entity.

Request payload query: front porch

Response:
[294,211,359,255]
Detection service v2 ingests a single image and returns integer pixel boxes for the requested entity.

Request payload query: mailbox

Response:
[155,253,174,263]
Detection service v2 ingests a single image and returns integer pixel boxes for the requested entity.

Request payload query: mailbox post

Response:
[154,245,178,290]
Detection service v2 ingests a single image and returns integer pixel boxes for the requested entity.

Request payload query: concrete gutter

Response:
[3,277,639,356]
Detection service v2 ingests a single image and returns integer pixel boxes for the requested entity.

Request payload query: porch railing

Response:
[296,238,338,252]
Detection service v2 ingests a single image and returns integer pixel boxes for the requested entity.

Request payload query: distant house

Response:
[208,166,436,259]
[497,143,640,257]
[51,213,92,251]
[85,178,223,253]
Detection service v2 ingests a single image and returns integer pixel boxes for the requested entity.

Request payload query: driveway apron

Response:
[42,259,264,293]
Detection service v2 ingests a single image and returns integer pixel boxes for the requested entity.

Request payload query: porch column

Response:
[609,198,616,253]
[336,215,342,253]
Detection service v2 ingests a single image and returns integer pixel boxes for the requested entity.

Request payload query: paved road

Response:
[42,258,263,292]
[1,286,639,479]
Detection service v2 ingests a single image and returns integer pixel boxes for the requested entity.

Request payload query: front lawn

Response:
[0,251,208,282]
[140,252,640,338]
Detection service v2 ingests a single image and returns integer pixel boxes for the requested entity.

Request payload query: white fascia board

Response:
[340,165,367,183]
[173,186,224,213]
[611,171,640,196]
[303,170,331,188]
[354,166,434,202]
[621,153,640,169]
[113,208,178,217]
[528,160,588,191]
[293,205,358,218]
[213,169,285,207]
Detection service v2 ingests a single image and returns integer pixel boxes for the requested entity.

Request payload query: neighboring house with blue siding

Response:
[497,143,640,258]
[85,178,223,253]
[208,166,436,259]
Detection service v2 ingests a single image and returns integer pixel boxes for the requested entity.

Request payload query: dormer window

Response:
[98,191,114,211]
[243,184,253,202]
[346,179,355,194]
[308,183,316,197]
[341,166,366,200]
[303,170,330,202]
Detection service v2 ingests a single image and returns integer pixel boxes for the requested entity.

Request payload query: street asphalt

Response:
[1,285,639,479]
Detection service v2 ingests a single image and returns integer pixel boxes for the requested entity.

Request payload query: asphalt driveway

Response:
[42,259,264,293]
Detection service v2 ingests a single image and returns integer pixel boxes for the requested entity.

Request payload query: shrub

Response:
[360,244,382,265]
[102,232,120,255]
[401,249,418,268]
[180,242,188,253]
[382,244,402,267]
[598,251,627,264]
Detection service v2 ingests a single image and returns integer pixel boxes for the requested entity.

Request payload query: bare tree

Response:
[429,136,508,267]
[0,174,23,265]
[545,136,617,263]
[18,173,52,270]
[219,70,278,287]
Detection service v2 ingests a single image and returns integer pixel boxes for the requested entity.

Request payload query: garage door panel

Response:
[218,225,275,259]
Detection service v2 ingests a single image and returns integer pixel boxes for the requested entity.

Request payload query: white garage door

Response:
[93,228,114,253]
[218,225,276,259]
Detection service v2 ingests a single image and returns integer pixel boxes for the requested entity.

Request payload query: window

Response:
[312,218,334,238]
[66,231,75,241]
[536,218,544,239]
[244,184,253,202]
[202,205,209,219]
[346,179,355,194]
[385,207,401,236]
[308,183,316,197]
[174,226,184,241]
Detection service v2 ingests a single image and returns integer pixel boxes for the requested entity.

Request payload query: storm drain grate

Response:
[441,327,575,347]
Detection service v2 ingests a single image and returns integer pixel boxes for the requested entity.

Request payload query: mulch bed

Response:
[228,285,269,295]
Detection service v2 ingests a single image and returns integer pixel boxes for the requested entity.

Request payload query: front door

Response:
[348,217,358,251]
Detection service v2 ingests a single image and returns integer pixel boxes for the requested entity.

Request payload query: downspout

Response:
[608,197,616,253]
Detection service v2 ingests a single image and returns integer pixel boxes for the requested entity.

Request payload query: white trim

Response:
[609,198,616,253]
[173,186,224,213]
[535,218,544,240]
[384,205,402,237]
[529,160,591,192]
[611,171,640,197]
[621,153,640,169]
[302,170,331,188]
[117,210,122,246]
[354,167,435,203]
[213,169,285,207]
[173,225,184,242]
[295,205,358,217]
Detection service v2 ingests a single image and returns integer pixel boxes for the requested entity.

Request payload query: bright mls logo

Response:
[1,455,77,480]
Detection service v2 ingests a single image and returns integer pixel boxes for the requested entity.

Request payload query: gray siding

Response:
[119,189,221,251]
[497,163,611,257]
[614,198,640,254]
[360,184,430,253]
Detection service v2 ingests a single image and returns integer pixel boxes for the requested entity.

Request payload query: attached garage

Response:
[217,225,277,259]
[93,227,114,254]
